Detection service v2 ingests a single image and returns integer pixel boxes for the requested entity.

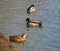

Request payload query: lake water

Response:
[0,0,60,51]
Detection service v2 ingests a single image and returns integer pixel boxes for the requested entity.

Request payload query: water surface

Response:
[0,0,60,51]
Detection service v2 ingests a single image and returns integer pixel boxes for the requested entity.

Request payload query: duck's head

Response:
[30,5,34,7]
[26,18,30,22]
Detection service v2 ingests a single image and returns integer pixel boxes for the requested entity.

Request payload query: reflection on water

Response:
[0,0,60,51]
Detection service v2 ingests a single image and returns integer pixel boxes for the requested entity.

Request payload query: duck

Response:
[27,5,36,14]
[26,18,42,28]
[9,33,28,43]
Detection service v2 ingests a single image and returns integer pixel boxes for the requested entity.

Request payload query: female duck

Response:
[27,5,36,13]
[9,33,28,43]
[26,18,42,28]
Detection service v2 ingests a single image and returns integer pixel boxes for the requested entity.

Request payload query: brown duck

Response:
[9,33,28,43]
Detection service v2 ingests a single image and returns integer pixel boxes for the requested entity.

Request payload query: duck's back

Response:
[31,20,40,23]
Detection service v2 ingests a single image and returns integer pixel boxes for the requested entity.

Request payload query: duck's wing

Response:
[30,7,36,12]
[31,20,40,23]
[29,22,39,26]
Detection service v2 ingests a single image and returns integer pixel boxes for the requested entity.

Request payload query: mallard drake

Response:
[26,18,42,28]
[27,5,36,13]
[9,33,28,43]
